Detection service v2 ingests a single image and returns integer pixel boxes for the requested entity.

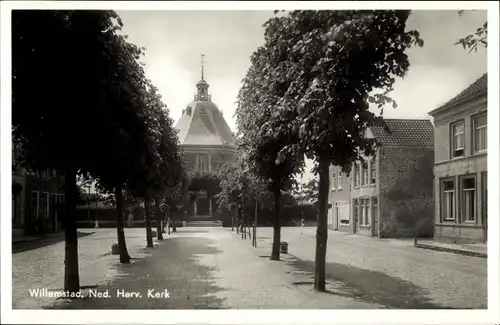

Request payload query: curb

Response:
[416,242,487,258]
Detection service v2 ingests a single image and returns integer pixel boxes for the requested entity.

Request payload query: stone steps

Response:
[186,220,221,227]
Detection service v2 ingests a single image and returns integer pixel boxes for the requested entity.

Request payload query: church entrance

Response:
[196,196,210,216]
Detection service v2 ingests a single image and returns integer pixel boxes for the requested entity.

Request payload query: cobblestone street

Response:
[255,227,487,309]
[12,227,487,309]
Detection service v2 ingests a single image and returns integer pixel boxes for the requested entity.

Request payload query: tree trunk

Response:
[64,167,80,293]
[314,158,330,292]
[231,215,234,231]
[144,197,154,248]
[171,209,177,232]
[115,186,131,263]
[155,197,163,241]
[270,183,281,261]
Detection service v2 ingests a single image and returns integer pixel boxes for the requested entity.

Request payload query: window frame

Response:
[359,197,370,226]
[198,154,209,173]
[332,171,337,191]
[440,177,456,222]
[361,161,369,186]
[370,158,377,185]
[353,198,359,225]
[459,175,477,223]
[337,171,343,190]
[472,113,487,153]
[354,163,361,188]
[31,190,40,219]
[450,120,465,158]
[339,201,350,225]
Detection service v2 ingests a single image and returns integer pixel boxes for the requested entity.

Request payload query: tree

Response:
[90,29,154,264]
[456,11,487,52]
[302,178,319,206]
[237,44,304,260]
[12,10,150,293]
[150,106,185,239]
[254,10,423,291]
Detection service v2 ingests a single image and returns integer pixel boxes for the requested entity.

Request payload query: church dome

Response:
[175,69,236,147]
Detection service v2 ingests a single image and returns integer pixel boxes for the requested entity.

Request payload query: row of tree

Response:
[233,9,486,292]
[235,10,425,292]
[12,10,186,293]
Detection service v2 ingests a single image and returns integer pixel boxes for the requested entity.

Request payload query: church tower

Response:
[175,54,236,218]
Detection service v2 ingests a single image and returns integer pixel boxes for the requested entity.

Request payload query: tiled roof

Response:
[370,119,434,148]
[175,100,236,147]
[438,73,487,110]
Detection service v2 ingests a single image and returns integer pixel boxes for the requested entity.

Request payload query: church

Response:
[175,56,236,219]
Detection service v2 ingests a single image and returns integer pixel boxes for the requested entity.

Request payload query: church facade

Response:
[175,62,236,218]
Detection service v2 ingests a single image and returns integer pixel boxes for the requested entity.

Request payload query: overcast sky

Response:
[116,9,487,180]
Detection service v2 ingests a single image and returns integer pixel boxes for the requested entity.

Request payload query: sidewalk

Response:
[415,240,487,258]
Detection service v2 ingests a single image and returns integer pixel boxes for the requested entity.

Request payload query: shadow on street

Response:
[284,254,452,309]
[12,231,94,254]
[45,235,227,309]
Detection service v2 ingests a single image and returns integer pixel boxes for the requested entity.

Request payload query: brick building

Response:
[12,142,66,237]
[329,119,435,238]
[175,61,236,218]
[428,73,487,244]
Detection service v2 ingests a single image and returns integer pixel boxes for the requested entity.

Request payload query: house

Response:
[428,73,487,244]
[12,142,66,237]
[329,119,435,238]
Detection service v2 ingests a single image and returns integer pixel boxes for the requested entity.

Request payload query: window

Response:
[332,171,337,190]
[353,199,359,224]
[31,190,40,219]
[371,197,378,225]
[451,121,465,158]
[370,158,376,185]
[41,169,48,180]
[40,192,49,219]
[198,154,209,173]
[441,179,455,221]
[354,163,361,187]
[461,176,476,222]
[473,114,487,153]
[56,194,65,205]
[52,169,57,178]
[338,171,343,190]
[362,161,369,186]
[339,201,350,225]
[360,198,370,226]
[59,173,65,184]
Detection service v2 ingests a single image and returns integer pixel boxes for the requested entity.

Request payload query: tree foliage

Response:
[456,11,487,52]
[243,9,424,290]
[12,10,184,291]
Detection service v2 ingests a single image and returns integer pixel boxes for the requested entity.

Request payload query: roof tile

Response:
[370,119,434,148]
[440,73,487,109]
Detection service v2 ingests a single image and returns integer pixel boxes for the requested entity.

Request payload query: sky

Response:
[116,9,488,181]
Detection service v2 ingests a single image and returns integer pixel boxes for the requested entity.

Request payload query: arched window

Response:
[198,154,209,173]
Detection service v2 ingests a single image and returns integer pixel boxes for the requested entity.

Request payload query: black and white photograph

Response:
[1,1,498,324]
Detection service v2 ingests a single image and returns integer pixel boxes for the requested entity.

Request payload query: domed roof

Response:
[175,93,236,147]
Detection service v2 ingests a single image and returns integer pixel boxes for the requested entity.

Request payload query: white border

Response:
[1,1,499,324]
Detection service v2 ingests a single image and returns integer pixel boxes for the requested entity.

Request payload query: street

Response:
[12,227,487,309]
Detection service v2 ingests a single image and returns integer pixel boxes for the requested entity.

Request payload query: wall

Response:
[378,147,435,238]
[182,146,236,173]
[432,95,487,244]
[23,170,65,236]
